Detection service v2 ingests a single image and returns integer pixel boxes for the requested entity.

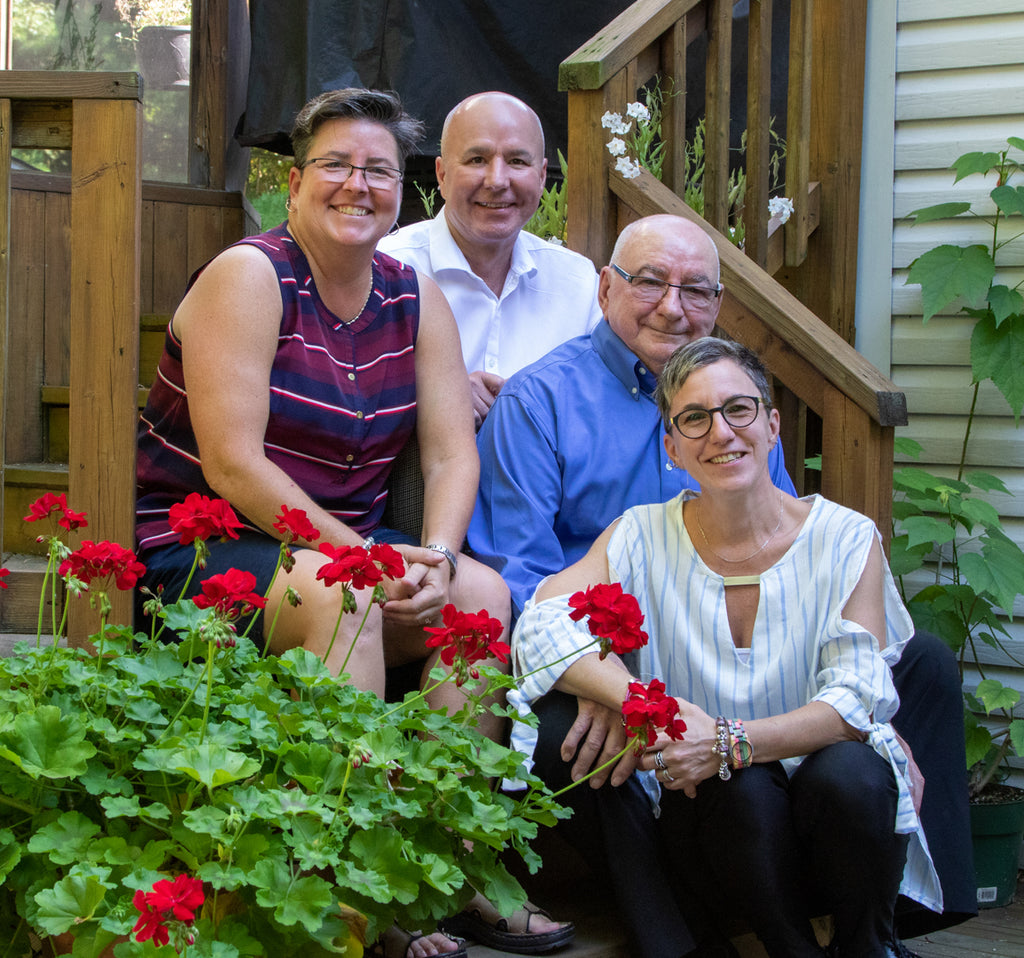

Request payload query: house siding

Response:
[891,0,1024,782]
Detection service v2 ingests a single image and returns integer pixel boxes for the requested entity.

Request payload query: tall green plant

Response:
[893,137,1024,798]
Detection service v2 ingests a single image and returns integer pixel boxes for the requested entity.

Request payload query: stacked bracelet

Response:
[425,543,458,579]
[712,716,731,780]
[727,718,754,769]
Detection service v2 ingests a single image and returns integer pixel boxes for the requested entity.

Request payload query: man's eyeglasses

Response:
[670,395,768,438]
[300,157,402,189]
[611,263,723,309]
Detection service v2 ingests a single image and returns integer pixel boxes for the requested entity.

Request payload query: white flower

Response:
[601,111,631,135]
[768,196,795,224]
[626,101,651,123]
[606,137,627,157]
[615,156,642,179]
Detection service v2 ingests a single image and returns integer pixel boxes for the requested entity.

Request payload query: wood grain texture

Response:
[67,96,141,640]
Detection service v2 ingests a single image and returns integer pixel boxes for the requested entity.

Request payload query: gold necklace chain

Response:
[695,490,785,564]
[339,275,373,326]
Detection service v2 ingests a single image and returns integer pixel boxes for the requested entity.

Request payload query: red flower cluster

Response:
[193,568,267,618]
[272,505,321,544]
[316,542,405,591]
[59,540,146,592]
[621,678,687,753]
[168,493,243,545]
[568,582,649,658]
[133,875,204,947]
[0,567,8,589]
[23,492,87,531]
[424,604,510,685]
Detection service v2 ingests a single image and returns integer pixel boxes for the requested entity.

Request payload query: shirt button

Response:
[631,387,638,395]
[356,411,364,420]
[348,372,356,381]
[638,365,648,375]
[346,454,354,462]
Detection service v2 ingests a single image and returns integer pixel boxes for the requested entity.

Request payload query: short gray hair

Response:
[655,338,773,430]
[290,89,425,168]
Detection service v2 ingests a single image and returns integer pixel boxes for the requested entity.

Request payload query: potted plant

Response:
[893,136,1024,907]
[0,493,566,956]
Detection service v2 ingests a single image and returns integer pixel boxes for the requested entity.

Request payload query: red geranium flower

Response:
[368,541,405,579]
[59,540,146,591]
[23,492,88,531]
[273,505,321,544]
[621,678,687,754]
[424,604,510,685]
[168,492,243,545]
[193,568,267,618]
[568,582,649,658]
[316,543,377,588]
[132,875,204,946]
[0,567,8,589]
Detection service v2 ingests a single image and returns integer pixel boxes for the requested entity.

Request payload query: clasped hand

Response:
[379,544,450,628]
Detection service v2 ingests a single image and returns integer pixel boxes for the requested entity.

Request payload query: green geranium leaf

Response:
[346,827,423,904]
[169,743,262,790]
[250,860,334,931]
[907,244,994,322]
[951,151,1001,182]
[907,201,971,224]
[183,804,232,839]
[0,706,96,778]
[1008,137,1024,153]
[974,679,1020,714]
[991,184,1024,217]
[33,874,108,934]
[971,312,1024,419]
[0,832,23,883]
[987,284,1024,325]
[900,514,956,549]
[27,811,100,865]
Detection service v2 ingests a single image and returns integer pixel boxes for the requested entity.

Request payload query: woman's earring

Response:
[285,197,293,213]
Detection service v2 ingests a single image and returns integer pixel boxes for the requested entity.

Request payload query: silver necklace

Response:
[695,491,785,564]
[339,275,373,326]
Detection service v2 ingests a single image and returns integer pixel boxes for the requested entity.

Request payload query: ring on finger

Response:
[654,750,667,771]
[659,767,675,783]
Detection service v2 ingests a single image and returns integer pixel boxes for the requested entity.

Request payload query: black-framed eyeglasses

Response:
[611,263,723,309]
[300,157,402,189]
[670,395,768,438]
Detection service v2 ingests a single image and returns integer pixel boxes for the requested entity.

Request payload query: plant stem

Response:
[198,639,216,745]
[334,596,372,675]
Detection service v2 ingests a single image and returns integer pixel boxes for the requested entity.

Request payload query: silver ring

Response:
[659,767,675,783]
[654,750,667,771]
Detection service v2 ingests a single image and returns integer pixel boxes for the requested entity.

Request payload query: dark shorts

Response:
[135,526,416,646]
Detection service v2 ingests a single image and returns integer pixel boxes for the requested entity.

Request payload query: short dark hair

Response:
[290,89,425,168]
[655,338,773,431]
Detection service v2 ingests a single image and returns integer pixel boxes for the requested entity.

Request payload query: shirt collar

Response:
[592,319,658,398]
[430,207,537,287]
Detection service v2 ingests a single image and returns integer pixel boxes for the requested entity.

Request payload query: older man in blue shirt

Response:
[469,214,794,618]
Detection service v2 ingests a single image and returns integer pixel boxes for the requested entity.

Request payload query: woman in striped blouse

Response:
[511,338,939,958]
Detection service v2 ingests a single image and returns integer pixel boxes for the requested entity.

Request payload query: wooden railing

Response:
[1,71,142,639]
[559,0,904,539]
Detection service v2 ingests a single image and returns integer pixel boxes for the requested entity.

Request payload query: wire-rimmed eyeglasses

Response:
[300,157,402,189]
[670,395,768,438]
[611,263,723,309]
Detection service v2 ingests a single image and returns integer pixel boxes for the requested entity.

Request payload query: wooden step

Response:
[0,553,63,634]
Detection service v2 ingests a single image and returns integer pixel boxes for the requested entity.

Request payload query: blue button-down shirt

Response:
[469,321,796,617]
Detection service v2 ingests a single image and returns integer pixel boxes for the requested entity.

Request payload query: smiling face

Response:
[287,117,403,253]
[436,93,547,256]
[599,216,722,376]
[662,358,780,494]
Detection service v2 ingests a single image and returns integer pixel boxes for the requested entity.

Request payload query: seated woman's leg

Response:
[658,764,827,958]
[789,741,908,956]
[531,691,701,958]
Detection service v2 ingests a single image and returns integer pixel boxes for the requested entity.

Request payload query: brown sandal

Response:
[367,923,468,958]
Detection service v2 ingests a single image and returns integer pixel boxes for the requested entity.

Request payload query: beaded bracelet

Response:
[728,718,754,769]
[712,716,732,780]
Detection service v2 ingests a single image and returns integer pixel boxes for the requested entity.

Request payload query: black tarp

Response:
[236,0,634,159]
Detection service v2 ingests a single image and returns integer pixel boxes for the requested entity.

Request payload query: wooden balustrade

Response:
[558,0,902,541]
[1,72,142,641]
